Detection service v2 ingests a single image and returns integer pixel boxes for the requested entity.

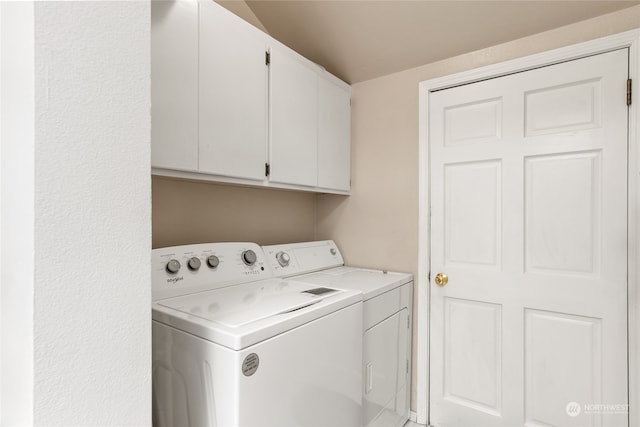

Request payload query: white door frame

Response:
[417,29,640,426]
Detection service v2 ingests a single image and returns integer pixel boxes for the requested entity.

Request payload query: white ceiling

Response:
[220,0,640,84]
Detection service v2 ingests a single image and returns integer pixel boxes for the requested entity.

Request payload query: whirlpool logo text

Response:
[166,276,184,284]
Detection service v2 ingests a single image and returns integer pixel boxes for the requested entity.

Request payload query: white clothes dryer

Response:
[263,241,413,427]
[152,242,363,427]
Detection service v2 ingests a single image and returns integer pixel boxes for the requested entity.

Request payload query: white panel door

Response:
[151,0,198,171]
[429,49,629,427]
[318,77,351,192]
[269,47,318,187]
[198,0,267,181]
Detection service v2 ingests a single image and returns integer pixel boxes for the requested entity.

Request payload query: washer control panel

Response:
[152,242,271,301]
[263,240,344,277]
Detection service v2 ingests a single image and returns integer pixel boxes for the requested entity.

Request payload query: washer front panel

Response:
[152,301,363,426]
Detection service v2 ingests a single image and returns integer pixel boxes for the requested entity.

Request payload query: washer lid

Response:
[158,280,339,327]
[152,278,362,350]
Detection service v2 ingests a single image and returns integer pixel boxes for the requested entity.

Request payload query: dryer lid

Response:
[294,267,413,300]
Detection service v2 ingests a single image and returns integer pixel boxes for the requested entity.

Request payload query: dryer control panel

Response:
[152,242,271,301]
[263,240,344,277]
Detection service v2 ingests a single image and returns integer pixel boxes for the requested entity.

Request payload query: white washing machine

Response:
[151,242,363,427]
[263,241,413,427]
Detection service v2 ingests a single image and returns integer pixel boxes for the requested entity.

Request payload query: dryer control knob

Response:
[187,257,201,271]
[207,255,220,269]
[166,259,181,274]
[242,250,257,266]
[276,251,290,267]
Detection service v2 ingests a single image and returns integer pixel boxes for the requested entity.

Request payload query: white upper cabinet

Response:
[151,0,198,171]
[318,77,351,191]
[150,0,351,194]
[269,47,319,187]
[198,0,268,181]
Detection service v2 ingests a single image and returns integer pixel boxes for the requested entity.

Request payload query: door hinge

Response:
[265,163,270,177]
[406,359,409,374]
[265,51,271,66]
[628,79,633,106]
[407,316,410,329]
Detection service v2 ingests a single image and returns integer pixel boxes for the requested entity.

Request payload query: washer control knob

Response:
[207,255,220,269]
[187,257,201,271]
[242,250,257,266]
[166,259,181,274]
[330,248,337,256]
[276,251,290,267]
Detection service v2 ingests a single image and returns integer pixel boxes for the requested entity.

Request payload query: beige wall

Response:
[152,177,317,248]
[315,5,640,412]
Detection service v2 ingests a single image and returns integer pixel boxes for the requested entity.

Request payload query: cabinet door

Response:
[151,0,198,171]
[198,0,268,181]
[318,77,351,191]
[269,47,318,187]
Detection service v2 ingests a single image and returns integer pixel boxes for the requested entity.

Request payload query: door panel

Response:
[443,298,502,417]
[524,151,601,276]
[444,160,502,268]
[524,79,601,137]
[524,309,602,427]
[429,49,629,427]
[444,97,503,145]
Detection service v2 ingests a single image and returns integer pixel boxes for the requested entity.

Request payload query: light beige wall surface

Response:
[152,177,317,248]
[315,5,640,412]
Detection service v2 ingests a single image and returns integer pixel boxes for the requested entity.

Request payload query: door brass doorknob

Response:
[435,272,448,286]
